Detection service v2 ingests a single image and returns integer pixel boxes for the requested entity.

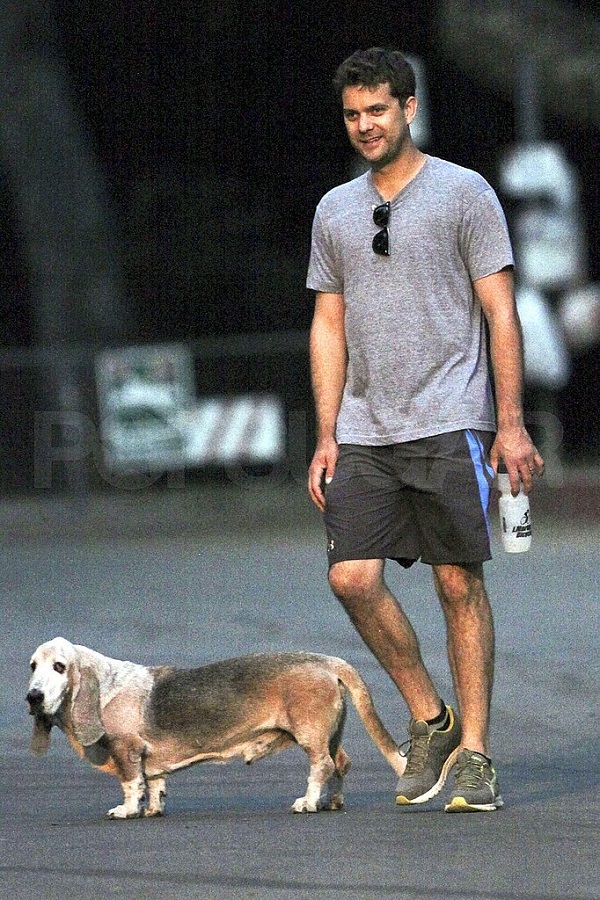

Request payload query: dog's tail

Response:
[329,658,407,776]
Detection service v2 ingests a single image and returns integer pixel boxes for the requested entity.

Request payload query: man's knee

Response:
[433,563,488,606]
[328,560,381,604]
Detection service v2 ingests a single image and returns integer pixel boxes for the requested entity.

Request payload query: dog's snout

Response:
[27,687,44,707]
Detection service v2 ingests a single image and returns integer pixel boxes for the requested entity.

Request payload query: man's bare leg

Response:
[328,558,442,721]
[432,562,495,756]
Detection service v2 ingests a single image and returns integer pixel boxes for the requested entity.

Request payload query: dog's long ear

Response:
[71,662,105,747]
[31,717,52,755]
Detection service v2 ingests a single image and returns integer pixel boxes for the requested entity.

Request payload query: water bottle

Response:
[497,467,532,553]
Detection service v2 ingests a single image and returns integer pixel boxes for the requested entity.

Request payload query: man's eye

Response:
[54,662,66,674]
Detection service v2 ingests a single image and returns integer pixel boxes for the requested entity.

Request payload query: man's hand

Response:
[308,437,339,511]
[490,425,545,495]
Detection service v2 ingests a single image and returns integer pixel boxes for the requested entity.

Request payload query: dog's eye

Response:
[30,661,36,672]
[54,662,66,674]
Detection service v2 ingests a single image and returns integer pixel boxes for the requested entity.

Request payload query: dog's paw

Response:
[107,804,142,819]
[291,797,320,813]
[143,807,164,818]
[321,794,345,811]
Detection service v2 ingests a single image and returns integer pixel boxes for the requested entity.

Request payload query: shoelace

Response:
[399,733,430,775]
[454,757,488,788]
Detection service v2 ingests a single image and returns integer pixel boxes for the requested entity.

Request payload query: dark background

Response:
[1,0,598,459]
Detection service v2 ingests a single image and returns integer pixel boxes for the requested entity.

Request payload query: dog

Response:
[27,637,406,818]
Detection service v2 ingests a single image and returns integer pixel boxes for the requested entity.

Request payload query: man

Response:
[306,48,544,812]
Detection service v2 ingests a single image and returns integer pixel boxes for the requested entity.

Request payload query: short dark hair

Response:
[333,47,416,103]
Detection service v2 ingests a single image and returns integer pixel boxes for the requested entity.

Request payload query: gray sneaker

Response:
[395,705,461,805]
[445,749,504,812]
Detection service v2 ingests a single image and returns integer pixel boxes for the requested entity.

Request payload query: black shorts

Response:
[324,430,495,568]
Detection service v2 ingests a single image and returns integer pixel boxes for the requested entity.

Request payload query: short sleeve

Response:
[459,188,514,282]
[306,203,344,294]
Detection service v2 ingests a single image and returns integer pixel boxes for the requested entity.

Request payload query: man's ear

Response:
[404,95,418,125]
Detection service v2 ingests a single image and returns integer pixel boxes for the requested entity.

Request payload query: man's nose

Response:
[358,114,373,132]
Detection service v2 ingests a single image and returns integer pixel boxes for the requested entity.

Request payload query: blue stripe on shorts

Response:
[465,429,494,539]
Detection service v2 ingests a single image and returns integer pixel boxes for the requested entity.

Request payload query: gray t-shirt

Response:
[306,155,514,444]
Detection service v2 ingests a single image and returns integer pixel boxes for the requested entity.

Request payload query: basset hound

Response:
[27,637,406,818]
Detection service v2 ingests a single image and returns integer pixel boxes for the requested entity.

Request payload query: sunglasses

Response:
[372,201,391,256]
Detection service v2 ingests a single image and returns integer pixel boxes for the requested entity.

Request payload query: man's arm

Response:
[308,291,347,510]
[475,267,544,495]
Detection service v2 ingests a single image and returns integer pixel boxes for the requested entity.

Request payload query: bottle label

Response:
[502,509,531,539]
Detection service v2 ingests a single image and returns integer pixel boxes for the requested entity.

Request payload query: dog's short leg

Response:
[145,777,167,817]
[108,774,146,819]
[106,737,147,819]
[322,745,351,811]
[291,750,336,813]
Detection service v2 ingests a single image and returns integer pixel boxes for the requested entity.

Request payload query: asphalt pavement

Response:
[1,471,598,899]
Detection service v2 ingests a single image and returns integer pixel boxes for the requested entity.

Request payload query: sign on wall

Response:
[95,344,285,472]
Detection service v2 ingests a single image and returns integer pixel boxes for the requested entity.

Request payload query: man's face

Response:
[341,82,415,170]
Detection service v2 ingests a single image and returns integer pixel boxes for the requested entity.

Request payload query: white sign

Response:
[96,344,285,472]
[499,141,586,290]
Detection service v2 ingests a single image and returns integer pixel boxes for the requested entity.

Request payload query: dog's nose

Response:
[27,688,44,707]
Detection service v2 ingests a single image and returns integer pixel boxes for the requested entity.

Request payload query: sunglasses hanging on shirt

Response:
[372,201,391,256]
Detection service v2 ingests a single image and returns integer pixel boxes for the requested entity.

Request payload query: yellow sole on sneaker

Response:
[445,796,503,813]
[395,746,461,806]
